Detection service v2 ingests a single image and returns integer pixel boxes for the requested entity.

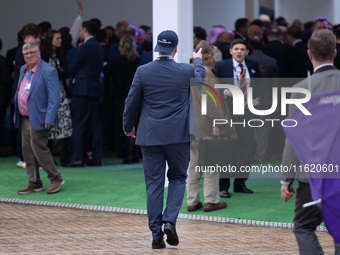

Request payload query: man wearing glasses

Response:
[14,42,64,194]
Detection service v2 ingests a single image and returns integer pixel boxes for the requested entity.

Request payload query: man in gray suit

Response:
[280,29,340,255]
[123,30,205,249]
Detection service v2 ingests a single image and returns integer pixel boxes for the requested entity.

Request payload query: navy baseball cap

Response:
[154,30,179,54]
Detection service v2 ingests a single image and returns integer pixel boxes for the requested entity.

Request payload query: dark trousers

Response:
[141,142,189,239]
[220,121,254,191]
[11,103,24,160]
[21,117,62,187]
[71,96,103,161]
[293,182,340,255]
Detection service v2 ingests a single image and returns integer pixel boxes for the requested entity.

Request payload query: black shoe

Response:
[219,190,231,198]
[62,159,84,167]
[85,158,102,166]
[164,222,179,246]
[234,186,254,193]
[122,157,134,164]
[152,238,166,249]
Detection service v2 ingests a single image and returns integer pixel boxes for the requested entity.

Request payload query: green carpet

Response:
[0,155,295,223]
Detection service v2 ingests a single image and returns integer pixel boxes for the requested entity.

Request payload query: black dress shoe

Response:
[152,238,166,249]
[219,190,231,198]
[234,186,254,193]
[62,159,84,167]
[122,157,134,164]
[85,158,102,166]
[164,222,179,246]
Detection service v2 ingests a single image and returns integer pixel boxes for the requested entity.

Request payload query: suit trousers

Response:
[220,118,254,191]
[187,141,219,206]
[293,182,340,255]
[71,96,103,161]
[141,142,189,239]
[21,117,62,187]
[253,116,269,162]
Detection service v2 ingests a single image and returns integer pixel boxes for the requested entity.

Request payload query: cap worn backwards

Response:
[154,30,179,54]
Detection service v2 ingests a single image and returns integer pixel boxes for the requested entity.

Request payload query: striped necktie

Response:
[239,63,247,107]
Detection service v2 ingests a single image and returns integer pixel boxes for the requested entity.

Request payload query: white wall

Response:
[274,0,334,24]
[194,0,245,33]
[1,0,339,55]
[0,0,248,54]
[0,0,153,53]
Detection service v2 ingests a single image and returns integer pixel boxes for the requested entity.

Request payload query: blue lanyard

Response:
[157,56,172,60]
[23,70,32,81]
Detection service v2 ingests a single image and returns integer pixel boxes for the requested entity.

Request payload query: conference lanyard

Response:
[23,69,33,81]
[23,69,33,91]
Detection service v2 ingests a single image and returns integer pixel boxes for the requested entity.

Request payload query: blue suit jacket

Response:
[123,57,205,146]
[68,37,104,97]
[14,60,60,130]
[214,58,262,79]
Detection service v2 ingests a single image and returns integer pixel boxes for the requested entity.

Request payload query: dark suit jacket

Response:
[263,40,295,78]
[14,60,60,130]
[214,58,262,79]
[68,37,104,97]
[0,54,11,108]
[123,57,205,146]
[246,51,278,78]
[292,41,312,77]
[334,43,340,70]
[12,44,25,103]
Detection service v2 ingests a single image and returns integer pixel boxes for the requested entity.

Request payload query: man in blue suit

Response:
[214,39,263,198]
[123,30,205,249]
[66,20,104,167]
[14,42,64,194]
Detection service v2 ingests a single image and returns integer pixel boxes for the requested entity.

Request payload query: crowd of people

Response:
[1,13,340,168]
[1,4,340,251]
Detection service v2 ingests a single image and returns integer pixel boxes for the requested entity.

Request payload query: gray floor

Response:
[0,202,336,254]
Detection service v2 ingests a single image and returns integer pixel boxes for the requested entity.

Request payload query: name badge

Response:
[24,82,31,91]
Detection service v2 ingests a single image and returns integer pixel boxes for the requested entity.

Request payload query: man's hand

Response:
[252,99,260,107]
[124,127,136,138]
[76,0,84,16]
[193,48,202,59]
[45,123,51,129]
[281,184,295,202]
[225,89,233,97]
[212,127,220,137]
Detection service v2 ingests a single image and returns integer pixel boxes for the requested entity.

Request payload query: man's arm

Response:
[280,91,301,202]
[70,0,84,48]
[123,69,142,135]
[45,68,60,128]
[192,48,205,78]
[68,44,87,75]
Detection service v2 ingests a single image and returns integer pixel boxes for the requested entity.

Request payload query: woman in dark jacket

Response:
[111,34,140,163]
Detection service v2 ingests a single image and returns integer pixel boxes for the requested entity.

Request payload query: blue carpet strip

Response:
[0,198,327,232]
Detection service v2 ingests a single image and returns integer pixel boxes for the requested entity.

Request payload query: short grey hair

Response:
[22,42,40,52]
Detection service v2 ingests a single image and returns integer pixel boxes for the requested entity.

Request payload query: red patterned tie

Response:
[239,63,247,107]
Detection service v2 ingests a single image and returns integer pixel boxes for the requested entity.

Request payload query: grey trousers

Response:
[294,181,340,255]
[21,117,63,187]
[186,141,220,206]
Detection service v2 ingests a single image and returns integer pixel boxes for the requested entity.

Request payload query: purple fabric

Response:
[283,88,340,243]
